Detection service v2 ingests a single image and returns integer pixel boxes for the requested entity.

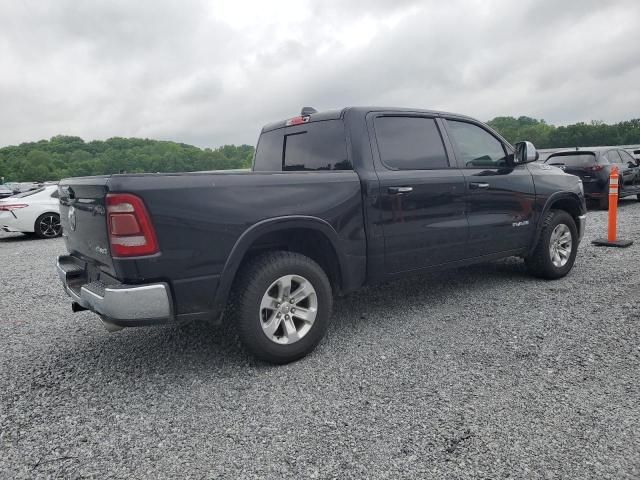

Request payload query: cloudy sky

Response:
[1,0,639,148]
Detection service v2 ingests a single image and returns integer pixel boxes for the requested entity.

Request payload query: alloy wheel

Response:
[40,215,61,238]
[549,223,572,268]
[259,274,318,345]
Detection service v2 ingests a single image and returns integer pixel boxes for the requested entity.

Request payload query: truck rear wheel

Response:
[525,210,577,279]
[229,251,332,364]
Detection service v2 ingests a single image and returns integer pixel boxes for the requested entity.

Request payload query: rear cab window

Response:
[254,120,350,172]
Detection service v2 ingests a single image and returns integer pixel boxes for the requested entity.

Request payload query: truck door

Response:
[441,118,536,257]
[368,114,469,274]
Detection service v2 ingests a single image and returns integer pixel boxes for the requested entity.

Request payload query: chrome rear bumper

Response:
[56,255,172,326]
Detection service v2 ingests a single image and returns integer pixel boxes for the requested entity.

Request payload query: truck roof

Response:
[261,106,477,132]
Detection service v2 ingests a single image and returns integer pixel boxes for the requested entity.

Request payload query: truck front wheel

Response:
[229,251,333,364]
[525,210,578,279]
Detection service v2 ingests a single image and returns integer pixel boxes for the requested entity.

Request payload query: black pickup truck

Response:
[57,107,586,363]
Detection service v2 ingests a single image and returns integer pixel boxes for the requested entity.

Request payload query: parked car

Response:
[545,147,640,209]
[0,184,14,199]
[56,106,586,363]
[0,185,62,238]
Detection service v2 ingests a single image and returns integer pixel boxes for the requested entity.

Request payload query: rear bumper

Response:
[0,211,30,233]
[56,255,172,326]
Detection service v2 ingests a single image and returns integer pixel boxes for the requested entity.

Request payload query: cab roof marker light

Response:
[286,116,310,126]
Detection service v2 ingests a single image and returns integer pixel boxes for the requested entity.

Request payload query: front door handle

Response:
[469,182,490,190]
[388,186,413,194]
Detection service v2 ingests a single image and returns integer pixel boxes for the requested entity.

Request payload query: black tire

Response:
[34,212,62,239]
[228,251,333,364]
[525,210,578,279]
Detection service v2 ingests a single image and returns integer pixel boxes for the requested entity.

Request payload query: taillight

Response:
[0,204,28,211]
[587,164,605,172]
[106,193,159,257]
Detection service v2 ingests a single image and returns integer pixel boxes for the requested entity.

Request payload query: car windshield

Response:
[546,153,596,167]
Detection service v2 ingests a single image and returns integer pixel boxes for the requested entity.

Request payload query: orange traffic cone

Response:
[592,166,633,248]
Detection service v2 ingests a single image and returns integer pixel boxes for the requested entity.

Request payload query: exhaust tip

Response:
[71,302,88,313]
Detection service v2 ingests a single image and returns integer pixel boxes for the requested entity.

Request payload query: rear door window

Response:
[254,120,350,172]
[373,116,449,170]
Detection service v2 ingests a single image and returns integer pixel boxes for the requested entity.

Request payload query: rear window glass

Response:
[254,120,350,172]
[13,187,45,198]
[546,153,596,167]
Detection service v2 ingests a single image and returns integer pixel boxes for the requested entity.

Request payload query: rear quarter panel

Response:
[107,170,365,316]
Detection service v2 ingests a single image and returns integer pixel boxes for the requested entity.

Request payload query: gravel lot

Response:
[1,201,639,479]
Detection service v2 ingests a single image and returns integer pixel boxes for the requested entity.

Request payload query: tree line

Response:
[1,117,640,182]
[0,136,254,182]
[487,116,640,150]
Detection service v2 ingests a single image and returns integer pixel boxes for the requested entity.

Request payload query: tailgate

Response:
[58,176,115,275]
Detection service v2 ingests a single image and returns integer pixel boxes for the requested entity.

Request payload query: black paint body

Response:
[58,107,586,324]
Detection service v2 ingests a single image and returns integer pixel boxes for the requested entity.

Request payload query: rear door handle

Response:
[388,186,413,194]
[469,182,490,190]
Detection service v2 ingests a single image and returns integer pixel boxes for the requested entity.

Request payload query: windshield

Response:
[546,153,596,167]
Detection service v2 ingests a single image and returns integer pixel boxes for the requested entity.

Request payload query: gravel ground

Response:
[1,200,639,479]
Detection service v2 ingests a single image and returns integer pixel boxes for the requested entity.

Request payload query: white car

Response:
[0,185,62,238]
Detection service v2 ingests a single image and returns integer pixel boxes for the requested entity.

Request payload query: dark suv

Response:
[545,147,640,209]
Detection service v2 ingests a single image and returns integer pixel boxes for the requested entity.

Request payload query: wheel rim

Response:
[549,223,572,268]
[39,215,61,237]
[259,274,318,345]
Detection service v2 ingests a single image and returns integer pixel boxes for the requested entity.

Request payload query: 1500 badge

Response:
[512,220,530,227]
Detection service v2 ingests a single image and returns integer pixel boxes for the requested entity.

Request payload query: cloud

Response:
[0,0,639,148]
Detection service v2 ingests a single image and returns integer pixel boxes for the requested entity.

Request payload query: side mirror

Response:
[514,141,539,164]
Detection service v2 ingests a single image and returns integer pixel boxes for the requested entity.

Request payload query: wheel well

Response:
[549,197,581,226]
[239,228,342,293]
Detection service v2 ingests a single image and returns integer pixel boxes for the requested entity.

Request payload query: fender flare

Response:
[529,192,583,255]
[212,215,348,311]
